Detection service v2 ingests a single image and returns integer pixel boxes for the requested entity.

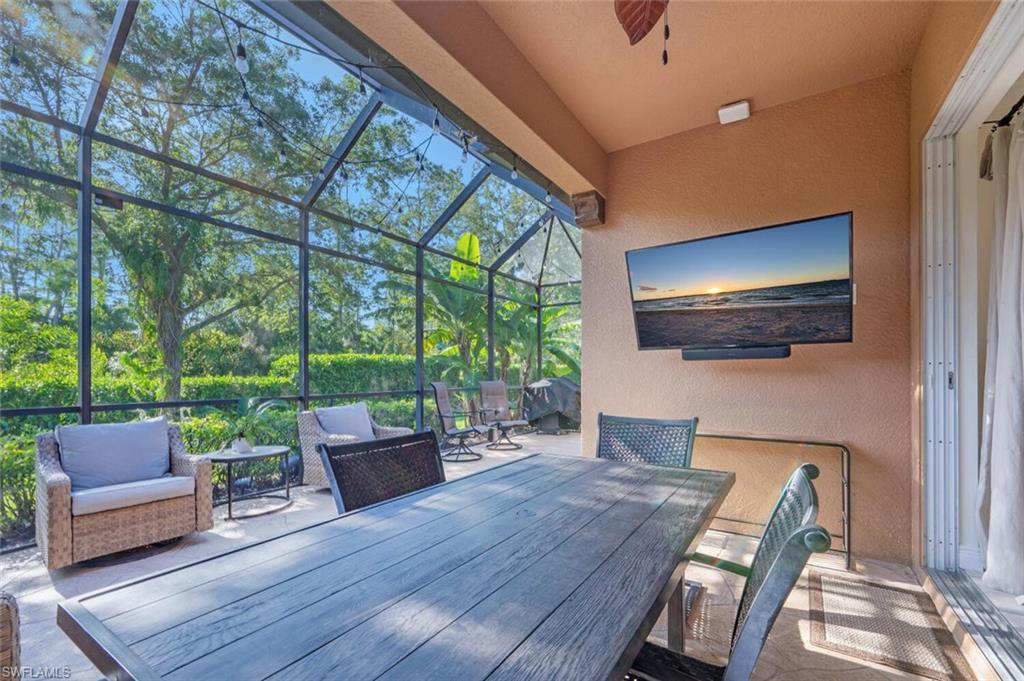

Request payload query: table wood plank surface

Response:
[58,454,734,681]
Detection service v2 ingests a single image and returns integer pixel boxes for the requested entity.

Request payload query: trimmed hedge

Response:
[271,353,426,393]
[1,351,493,411]
[0,373,295,408]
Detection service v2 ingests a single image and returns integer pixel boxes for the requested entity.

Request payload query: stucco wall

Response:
[581,73,912,561]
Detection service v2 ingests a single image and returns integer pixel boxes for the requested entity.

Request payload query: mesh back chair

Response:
[597,412,700,651]
[626,464,831,681]
[596,413,699,468]
[317,431,446,514]
[431,382,487,462]
[479,380,530,450]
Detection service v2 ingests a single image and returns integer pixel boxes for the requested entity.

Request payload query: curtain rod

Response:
[984,92,1024,127]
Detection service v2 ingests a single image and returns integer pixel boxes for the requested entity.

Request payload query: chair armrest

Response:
[687,551,751,577]
[481,404,523,420]
[0,591,19,670]
[35,433,72,569]
[440,409,483,422]
[372,423,415,439]
[168,424,213,530]
[324,433,360,445]
[171,451,210,478]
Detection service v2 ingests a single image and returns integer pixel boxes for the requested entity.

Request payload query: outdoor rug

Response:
[808,570,975,680]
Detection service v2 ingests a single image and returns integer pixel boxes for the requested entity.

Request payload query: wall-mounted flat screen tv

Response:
[626,212,853,350]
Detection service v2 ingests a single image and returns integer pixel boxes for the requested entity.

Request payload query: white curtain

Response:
[977,116,1024,595]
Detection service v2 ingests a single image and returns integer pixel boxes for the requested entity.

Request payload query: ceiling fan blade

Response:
[614,0,668,46]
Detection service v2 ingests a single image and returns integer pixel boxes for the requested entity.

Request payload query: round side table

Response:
[207,445,293,519]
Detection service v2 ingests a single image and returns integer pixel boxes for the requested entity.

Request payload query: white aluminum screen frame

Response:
[921,0,1024,570]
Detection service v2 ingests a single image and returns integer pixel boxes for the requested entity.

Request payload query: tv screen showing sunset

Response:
[626,213,852,349]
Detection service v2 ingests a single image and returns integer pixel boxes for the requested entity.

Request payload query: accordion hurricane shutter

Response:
[614,0,668,45]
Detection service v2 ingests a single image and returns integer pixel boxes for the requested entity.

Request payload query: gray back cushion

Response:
[315,402,375,442]
[56,417,171,490]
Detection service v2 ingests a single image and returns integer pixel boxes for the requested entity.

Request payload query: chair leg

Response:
[441,435,482,462]
[486,427,522,450]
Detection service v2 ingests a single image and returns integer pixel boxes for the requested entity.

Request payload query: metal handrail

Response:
[695,430,851,569]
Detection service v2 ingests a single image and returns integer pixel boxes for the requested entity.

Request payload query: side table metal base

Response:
[223,494,293,520]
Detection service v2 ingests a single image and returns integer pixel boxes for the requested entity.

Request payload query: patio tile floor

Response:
[4,433,955,680]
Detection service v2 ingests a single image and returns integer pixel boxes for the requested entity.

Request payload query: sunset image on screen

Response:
[626,214,852,349]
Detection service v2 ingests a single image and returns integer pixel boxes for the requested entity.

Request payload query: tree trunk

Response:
[155,298,186,401]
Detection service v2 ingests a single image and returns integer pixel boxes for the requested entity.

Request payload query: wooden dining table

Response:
[58,453,734,681]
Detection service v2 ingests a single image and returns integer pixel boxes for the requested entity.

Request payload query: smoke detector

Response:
[718,100,750,125]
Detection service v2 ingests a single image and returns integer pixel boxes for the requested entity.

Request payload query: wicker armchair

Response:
[0,592,18,676]
[625,465,831,681]
[35,423,213,570]
[317,431,445,514]
[596,413,699,468]
[297,410,414,488]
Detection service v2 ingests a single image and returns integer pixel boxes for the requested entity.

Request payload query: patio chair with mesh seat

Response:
[597,412,701,651]
[625,463,831,681]
[430,381,487,462]
[479,380,531,450]
[596,412,699,468]
[316,430,446,514]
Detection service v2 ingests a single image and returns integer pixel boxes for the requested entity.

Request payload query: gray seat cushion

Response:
[315,403,376,442]
[71,476,195,516]
[56,417,171,490]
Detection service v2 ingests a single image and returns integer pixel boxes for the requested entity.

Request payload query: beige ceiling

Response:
[480,1,934,152]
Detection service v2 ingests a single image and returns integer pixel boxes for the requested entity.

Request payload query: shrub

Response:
[0,434,36,542]
[180,375,295,400]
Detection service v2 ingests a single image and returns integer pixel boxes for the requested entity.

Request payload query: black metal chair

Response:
[431,381,487,462]
[596,413,699,468]
[625,464,831,681]
[479,380,530,450]
[316,431,446,514]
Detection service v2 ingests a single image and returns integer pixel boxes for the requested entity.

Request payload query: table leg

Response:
[226,461,233,520]
[667,573,686,654]
[284,451,290,500]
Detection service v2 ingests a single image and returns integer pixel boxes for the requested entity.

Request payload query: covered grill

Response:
[523,378,582,434]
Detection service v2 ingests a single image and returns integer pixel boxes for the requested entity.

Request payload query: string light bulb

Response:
[510,156,519,181]
[433,111,441,134]
[544,186,552,204]
[255,116,264,131]
[278,147,286,164]
[358,68,366,95]
[235,42,250,75]
[9,49,20,68]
